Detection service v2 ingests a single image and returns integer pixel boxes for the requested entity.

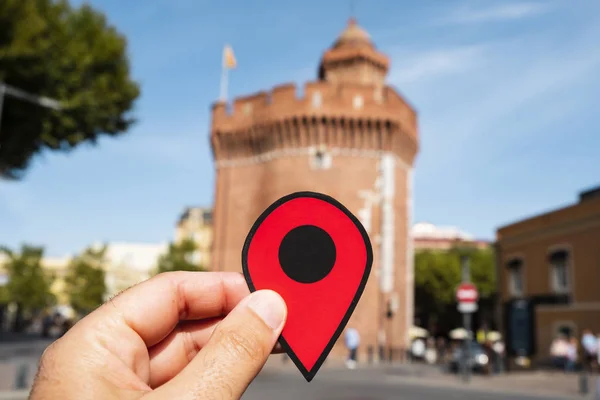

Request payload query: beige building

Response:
[496,185,600,364]
[413,222,489,251]
[100,242,168,299]
[0,253,71,306]
[1,242,168,309]
[175,207,213,268]
[41,256,71,305]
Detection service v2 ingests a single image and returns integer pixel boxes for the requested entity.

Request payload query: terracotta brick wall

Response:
[210,151,414,357]
[497,199,600,303]
[209,20,419,362]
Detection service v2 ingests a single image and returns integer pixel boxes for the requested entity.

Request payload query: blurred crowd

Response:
[550,329,600,373]
[409,330,506,375]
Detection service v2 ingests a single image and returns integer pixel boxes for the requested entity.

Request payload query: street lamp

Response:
[0,82,62,135]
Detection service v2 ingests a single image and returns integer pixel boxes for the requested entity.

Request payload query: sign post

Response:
[457,256,478,383]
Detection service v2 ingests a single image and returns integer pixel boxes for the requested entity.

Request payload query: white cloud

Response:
[441,2,550,25]
[101,113,211,170]
[388,45,486,85]
[387,16,600,174]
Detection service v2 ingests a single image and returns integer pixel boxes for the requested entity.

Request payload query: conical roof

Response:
[333,18,372,48]
[318,18,389,79]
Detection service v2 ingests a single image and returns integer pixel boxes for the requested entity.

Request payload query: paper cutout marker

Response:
[242,191,373,382]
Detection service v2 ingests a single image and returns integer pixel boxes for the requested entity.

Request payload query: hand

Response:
[30,271,287,400]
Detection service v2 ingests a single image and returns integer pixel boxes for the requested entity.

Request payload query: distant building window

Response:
[310,146,332,170]
[353,95,364,110]
[243,103,252,115]
[202,210,213,225]
[549,249,570,293]
[312,92,322,108]
[507,259,524,297]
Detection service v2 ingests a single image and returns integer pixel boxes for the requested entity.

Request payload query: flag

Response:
[223,45,237,69]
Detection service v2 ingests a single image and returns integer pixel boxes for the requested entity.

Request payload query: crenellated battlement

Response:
[211,81,417,139]
[211,19,418,356]
[210,18,419,168]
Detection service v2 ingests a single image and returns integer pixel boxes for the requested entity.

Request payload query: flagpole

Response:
[219,45,229,102]
[220,66,228,102]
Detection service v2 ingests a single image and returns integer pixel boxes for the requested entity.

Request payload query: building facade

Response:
[496,186,600,364]
[101,242,168,299]
[413,222,489,251]
[210,19,419,361]
[175,207,213,268]
[0,252,71,306]
[41,256,71,305]
[0,242,166,317]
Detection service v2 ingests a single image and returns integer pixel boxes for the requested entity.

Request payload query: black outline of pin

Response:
[241,191,373,382]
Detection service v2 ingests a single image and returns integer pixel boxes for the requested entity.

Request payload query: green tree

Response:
[0,244,55,331]
[459,246,496,297]
[0,0,140,179]
[65,245,107,315]
[414,246,495,331]
[155,239,205,274]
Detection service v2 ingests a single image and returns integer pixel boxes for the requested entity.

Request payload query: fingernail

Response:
[246,290,287,330]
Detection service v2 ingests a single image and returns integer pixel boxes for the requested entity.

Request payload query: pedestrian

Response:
[436,337,447,365]
[566,337,578,373]
[477,322,490,344]
[411,336,426,361]
[581,329,598,372]
[492,339,505,374]
[425,337,437,364]
[344,327,360,369]
[550,334,569,370]
[597,333,600,369]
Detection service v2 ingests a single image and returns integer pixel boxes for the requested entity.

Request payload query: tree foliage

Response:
[414,246,495,325]
[0,244,55,311]
[156,239,204,274]
[65,245,107,314]
[0,0,140,179]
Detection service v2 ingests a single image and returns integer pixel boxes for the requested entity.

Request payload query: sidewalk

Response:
[1,356,597,399]
[0,334,50,393]
[263,356,597,399]
[384,367,590,399]
[0,390,28,400]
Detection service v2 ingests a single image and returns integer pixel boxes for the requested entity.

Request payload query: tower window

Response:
[353,95,364,110]
[243,103,253,115]
[202,210,213,225]
[310,147,332,170]
[312,92,322,108]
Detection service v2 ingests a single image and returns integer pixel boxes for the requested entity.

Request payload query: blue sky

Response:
[1,0,599,257]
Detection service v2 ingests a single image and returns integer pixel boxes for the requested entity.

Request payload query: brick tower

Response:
[210,19,419,362]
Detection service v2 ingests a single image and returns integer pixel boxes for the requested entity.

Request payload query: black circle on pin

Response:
[278,225,336,284]
[241,191,373,383]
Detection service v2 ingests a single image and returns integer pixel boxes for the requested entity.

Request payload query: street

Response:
[245,367,572,400]
[0,337,587,399]
[0,334,51,392]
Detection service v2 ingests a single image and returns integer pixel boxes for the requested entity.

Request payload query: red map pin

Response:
[242,191,373,382]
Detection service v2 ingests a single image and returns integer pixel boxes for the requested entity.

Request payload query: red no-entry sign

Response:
[456,283,478,313]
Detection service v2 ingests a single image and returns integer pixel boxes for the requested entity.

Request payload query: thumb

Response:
[147,290,287,400]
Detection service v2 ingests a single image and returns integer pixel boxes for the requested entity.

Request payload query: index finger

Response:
[85,271,250,347]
